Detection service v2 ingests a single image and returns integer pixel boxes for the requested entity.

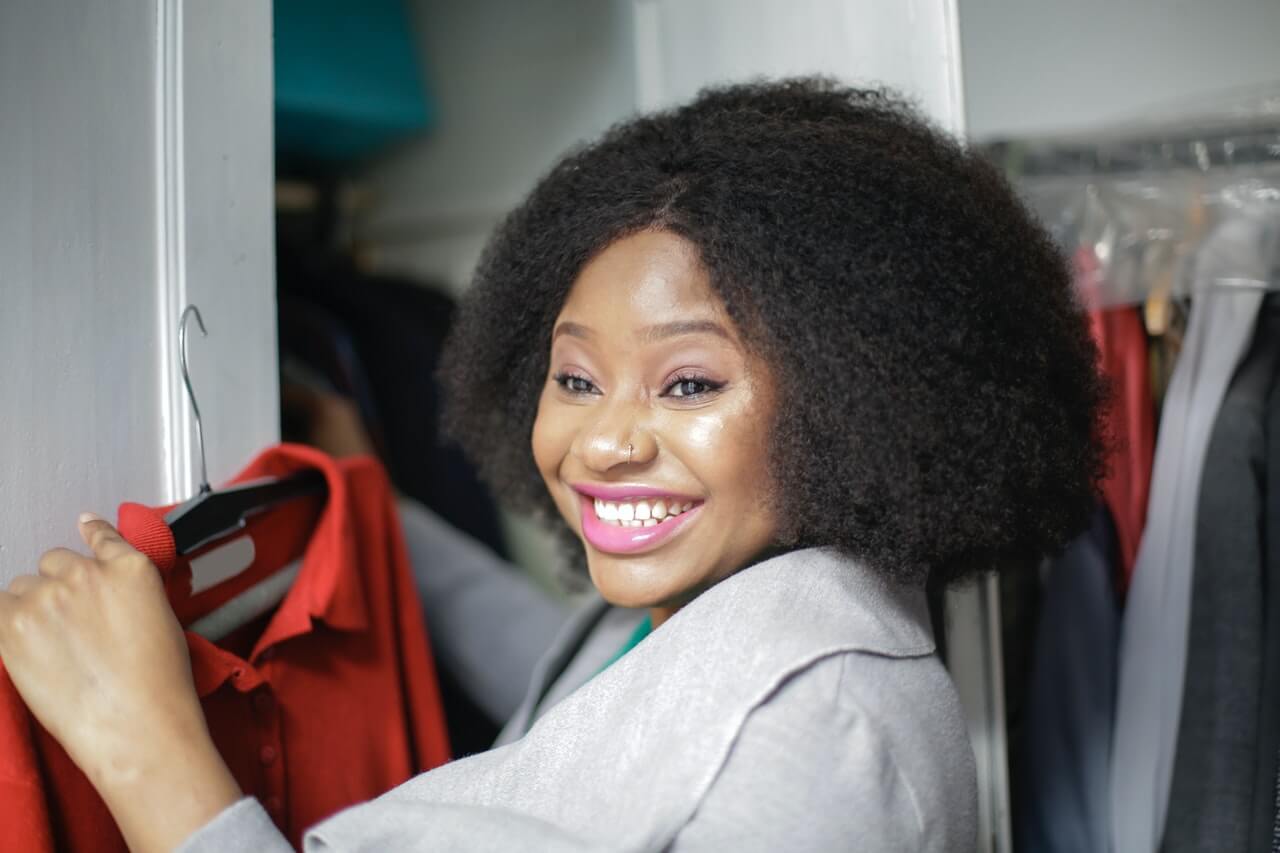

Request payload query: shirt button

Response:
[253,691,275,715]
[265,795,283,814]
[259,745,278,766]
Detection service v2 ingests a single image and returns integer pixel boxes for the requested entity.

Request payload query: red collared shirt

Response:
[0,444,450,851]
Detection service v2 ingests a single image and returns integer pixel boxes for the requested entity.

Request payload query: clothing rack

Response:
[981,88,1280,853]
[979,95,1280,312]
[980,88,1280,179]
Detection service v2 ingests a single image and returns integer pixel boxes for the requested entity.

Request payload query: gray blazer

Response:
[180,546,977,851]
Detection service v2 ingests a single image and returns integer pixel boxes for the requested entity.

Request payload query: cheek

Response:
[666,406,772,506]
[707,385,777,514]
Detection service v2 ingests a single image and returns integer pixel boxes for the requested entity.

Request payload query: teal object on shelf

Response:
[274,0,434,164]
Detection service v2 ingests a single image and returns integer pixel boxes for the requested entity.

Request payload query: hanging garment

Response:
[0,444,451,851]
[1074,247,1157,590]
[276,248,508,560]
[278,257,514,757]
[1162,296,1280,852]
[1273,773,1280,853]
[395,496,566,729]
[177,547,979,852]
[1111,213,1280,853]
[1089,306,1155,592]
[1015,507,1120,853]
[278,292,391,460]
[1257,333,1280,852]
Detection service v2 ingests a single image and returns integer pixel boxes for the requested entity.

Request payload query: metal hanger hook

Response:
[178,304,212,495]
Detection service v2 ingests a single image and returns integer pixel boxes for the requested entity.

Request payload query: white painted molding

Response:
[155,0,192,503]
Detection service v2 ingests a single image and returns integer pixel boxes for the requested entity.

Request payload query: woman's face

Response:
[532,230,779,624]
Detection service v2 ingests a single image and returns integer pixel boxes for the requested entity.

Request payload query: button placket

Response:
[252,689,275,717]
[257,680,287,833]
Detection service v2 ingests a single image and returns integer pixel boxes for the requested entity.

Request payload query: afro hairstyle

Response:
[437,76,1107,587]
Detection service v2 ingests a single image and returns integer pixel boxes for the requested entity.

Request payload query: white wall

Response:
[0,0,278,584]
[959,0,1280,140]
[633,0,964,128]
[357,0,639,293]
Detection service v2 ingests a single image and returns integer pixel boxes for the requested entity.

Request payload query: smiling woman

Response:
[0,77,1104,852]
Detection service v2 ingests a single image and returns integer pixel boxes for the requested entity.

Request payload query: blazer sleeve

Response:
[670,652,927,852]
[179,795,616,853]
[176,798,294,853]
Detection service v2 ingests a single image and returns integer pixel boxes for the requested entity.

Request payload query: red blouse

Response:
[0,444,450,850]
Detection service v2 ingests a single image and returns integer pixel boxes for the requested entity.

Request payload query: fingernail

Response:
[78,512,101,525]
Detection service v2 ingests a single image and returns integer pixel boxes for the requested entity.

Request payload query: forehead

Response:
[556,230,729,330]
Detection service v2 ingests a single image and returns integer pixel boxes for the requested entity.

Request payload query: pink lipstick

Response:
[576,492,704,555]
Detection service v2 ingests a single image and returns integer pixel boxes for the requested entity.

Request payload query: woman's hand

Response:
[0,514,241,853]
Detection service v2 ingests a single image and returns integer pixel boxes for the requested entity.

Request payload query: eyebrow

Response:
[552,319,733,344]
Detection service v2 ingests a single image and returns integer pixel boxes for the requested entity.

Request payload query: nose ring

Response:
[627,443,634,464]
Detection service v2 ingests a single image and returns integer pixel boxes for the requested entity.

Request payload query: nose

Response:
[573,394,657,473]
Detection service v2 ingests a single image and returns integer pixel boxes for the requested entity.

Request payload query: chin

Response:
[583,549,688,610]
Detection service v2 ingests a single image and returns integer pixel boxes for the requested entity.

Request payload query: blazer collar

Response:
[503,546,935,742]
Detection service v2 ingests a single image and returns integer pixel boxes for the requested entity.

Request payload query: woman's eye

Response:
[670,379,708,397]
[554,373,598,394]
[664,376,724,399]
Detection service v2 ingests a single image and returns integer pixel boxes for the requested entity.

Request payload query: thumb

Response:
[78,513,140,563]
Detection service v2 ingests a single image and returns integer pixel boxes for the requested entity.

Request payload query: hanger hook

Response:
[178,304,211,495]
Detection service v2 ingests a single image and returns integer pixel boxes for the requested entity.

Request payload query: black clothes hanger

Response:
[165,469,327,556]
[165,305,327,557]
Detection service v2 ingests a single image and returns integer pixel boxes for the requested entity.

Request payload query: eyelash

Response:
[552,370,725,400]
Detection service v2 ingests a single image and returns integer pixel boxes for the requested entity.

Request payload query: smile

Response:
[592,497,696,527]
[574,490,705,555]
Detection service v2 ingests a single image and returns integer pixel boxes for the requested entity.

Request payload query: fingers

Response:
[38,547,87,580]
[7,575,43,596]
[78,515,138,563]
[0,589,15,641]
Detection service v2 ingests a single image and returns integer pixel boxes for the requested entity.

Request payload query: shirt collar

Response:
[117,443,377,687]
[238,443,371,640]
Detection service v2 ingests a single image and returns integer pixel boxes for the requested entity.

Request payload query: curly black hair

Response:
[437,77,1107,587]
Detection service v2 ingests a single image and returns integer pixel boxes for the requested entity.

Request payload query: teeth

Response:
[591,496,698,527]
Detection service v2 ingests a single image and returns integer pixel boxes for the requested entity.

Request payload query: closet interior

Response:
[986,93,1280,852]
